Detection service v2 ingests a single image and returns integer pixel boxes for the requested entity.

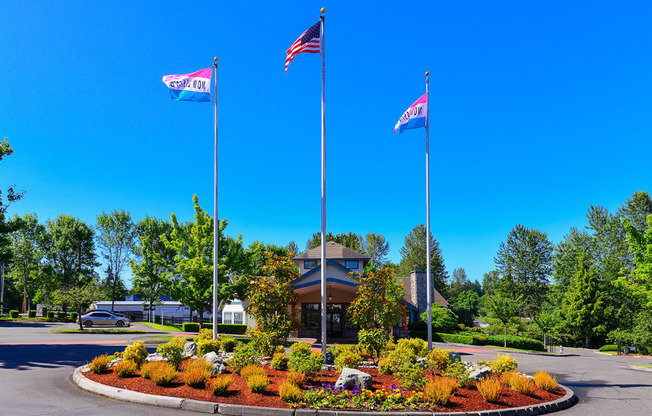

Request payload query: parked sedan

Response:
[77,311,130,328]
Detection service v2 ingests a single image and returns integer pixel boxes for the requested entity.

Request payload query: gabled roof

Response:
[293,241,370,261]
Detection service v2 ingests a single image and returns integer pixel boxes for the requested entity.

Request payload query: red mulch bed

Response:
[84,364,565,412]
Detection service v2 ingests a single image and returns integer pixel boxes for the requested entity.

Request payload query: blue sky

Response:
[1,1,651,284]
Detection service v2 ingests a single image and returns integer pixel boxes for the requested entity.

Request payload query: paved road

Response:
[1,321,651,415]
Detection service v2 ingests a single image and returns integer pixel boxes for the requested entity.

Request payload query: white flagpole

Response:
[212,57,219,340]
[319,8,327,355]
[425,71,432,350]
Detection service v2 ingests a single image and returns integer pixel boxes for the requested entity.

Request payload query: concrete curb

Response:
[71,366,577,415]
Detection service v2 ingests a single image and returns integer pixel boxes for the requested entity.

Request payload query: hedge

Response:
[182,322,200,332]
[410,331,475,345]
[9,310,19,318]
[483,335,545,351]
[28,310,36,318]
[200,323,247,334]
[599,344,618,352]
[57,311,67,319]
[47,312,55,319]
[70,312,78,320]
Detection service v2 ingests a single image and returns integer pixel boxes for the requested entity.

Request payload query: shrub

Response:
[483,335,545,351]
[442,361,473,388]
[511,375,536,396]
[41,307,48,317]
[210,375,233,396]
[426,348,452,374]
[240,363,266,380]
[9,310,19,318]
[228,342,258,374]
[28,310,36,318]
[70,312,78,321]
[378,357,394,375]
[395,362,426,390]
[334,345,363,371]
[440,333,475,345]
[140,361,166,379]
[279,381,303,403]
[150,362,179,386]
[289,343,323,377]
[501,370,521,389]
[123,341,149,368]
[357,328,390,362]
[533,371,558,392]
[423,377,458,405]
[246,373,270,393]
[89,355,111,374]
[57,311,66,319]
[397,338,428,357]
[183,322,200,332]
[156,336,186,368]
[489,354,518,375]
[194,328,214,342]
[378,344,416,375]
[47,311,55,319]
[216,324,247,334]
[275,345,286,354]
[271,353,289,370]
[286,370,308,387]
[221,336,238,352]
[477,377,502,403]
[184,361,212,388]
[197,339,221,357]
[130,314,136,321]
[113,360,138,378]
[155,315,161,324]
[599,344,618,352]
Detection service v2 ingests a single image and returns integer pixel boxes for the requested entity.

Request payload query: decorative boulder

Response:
[145,352,166,362]
[211,363,227,375]
[201,351,227,375]
[450,352,461,364]
[184,341,198,357]
[335,368,373,390]
[468,366,492,381]
[415,357,429,369]
[324,351,334,365]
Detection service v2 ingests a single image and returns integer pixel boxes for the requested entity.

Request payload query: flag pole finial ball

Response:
[321,7,325,13]
[214,57,218,62]
[425,71,429,76]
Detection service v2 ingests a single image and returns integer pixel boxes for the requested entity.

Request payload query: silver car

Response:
[78,311,131,328]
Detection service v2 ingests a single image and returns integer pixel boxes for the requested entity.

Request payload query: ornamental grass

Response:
[210,375,233,396]
[246,373,270,393]
[533,371,558,392]
[423,377,458,406]
[183,360,213,388]
[286,370,308,387]
[113,360,138,378]
[150,362,179,386]
[140,361,166,379]
[477,377,502,403]
[89,354,111,374]
[279,381,303,403]
[240,363,266,380]
[509,374,536,396]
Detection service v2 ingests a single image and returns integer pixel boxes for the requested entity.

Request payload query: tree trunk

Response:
[585,335,590,349]
[78,306,84,330]
[504,324,507,348]
[110,268,117,311]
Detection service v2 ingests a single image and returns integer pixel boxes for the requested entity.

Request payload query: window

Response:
[234,312,243,325]
[345,260,359,269]
[304,260,317,269]
[223,312,232,324]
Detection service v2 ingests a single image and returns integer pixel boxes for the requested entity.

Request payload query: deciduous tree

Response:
[7,213,44,312]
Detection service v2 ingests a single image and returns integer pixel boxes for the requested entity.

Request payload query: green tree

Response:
[246,252,298,354]
[617,214,652,308]
[397,224,448,295]
[362,232,390,270]
[286,240,299,256]
[246,242,289,276]
[455,290,480,327]
[53,282,104,330]
[163,195,249,324]
[494,224,553,318]
[305,231,364,253]
[348,267,405,331]
[0,138,24,264]
[532,309,560,349]
[485,294,521,347]
[96,210,136,310]
[420,303,459,332]
[130,217,175,318]
[553,228,594,287]
[562,252,605,348]
[7,213,45,312]
[41,215,99,307]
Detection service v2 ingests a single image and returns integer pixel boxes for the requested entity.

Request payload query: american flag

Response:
[285,21,321,73]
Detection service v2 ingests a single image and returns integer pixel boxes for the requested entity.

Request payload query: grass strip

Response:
[51,329,146,334]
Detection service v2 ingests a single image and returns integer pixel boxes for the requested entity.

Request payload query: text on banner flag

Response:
[162,68,212,102]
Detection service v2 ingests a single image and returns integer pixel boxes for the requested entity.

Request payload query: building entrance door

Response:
[326,311,343,338]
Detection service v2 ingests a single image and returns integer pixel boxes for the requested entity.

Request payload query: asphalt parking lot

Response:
[1,321,651,416]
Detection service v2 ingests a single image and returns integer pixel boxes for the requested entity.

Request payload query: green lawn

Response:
[481,344,552,354]
[139,321,184,332]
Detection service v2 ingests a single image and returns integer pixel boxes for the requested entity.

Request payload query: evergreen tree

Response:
[397,224,448,295]
[362,232,390,270]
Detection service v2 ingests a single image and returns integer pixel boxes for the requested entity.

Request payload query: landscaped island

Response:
[81,331,570,413]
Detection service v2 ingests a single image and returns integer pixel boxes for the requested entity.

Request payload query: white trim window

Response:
[234,312,243,325]
[223,312,233,324]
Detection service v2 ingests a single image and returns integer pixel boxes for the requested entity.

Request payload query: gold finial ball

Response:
[321,7,325,13]
[425,71,429,76]
[214,57,218,62]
